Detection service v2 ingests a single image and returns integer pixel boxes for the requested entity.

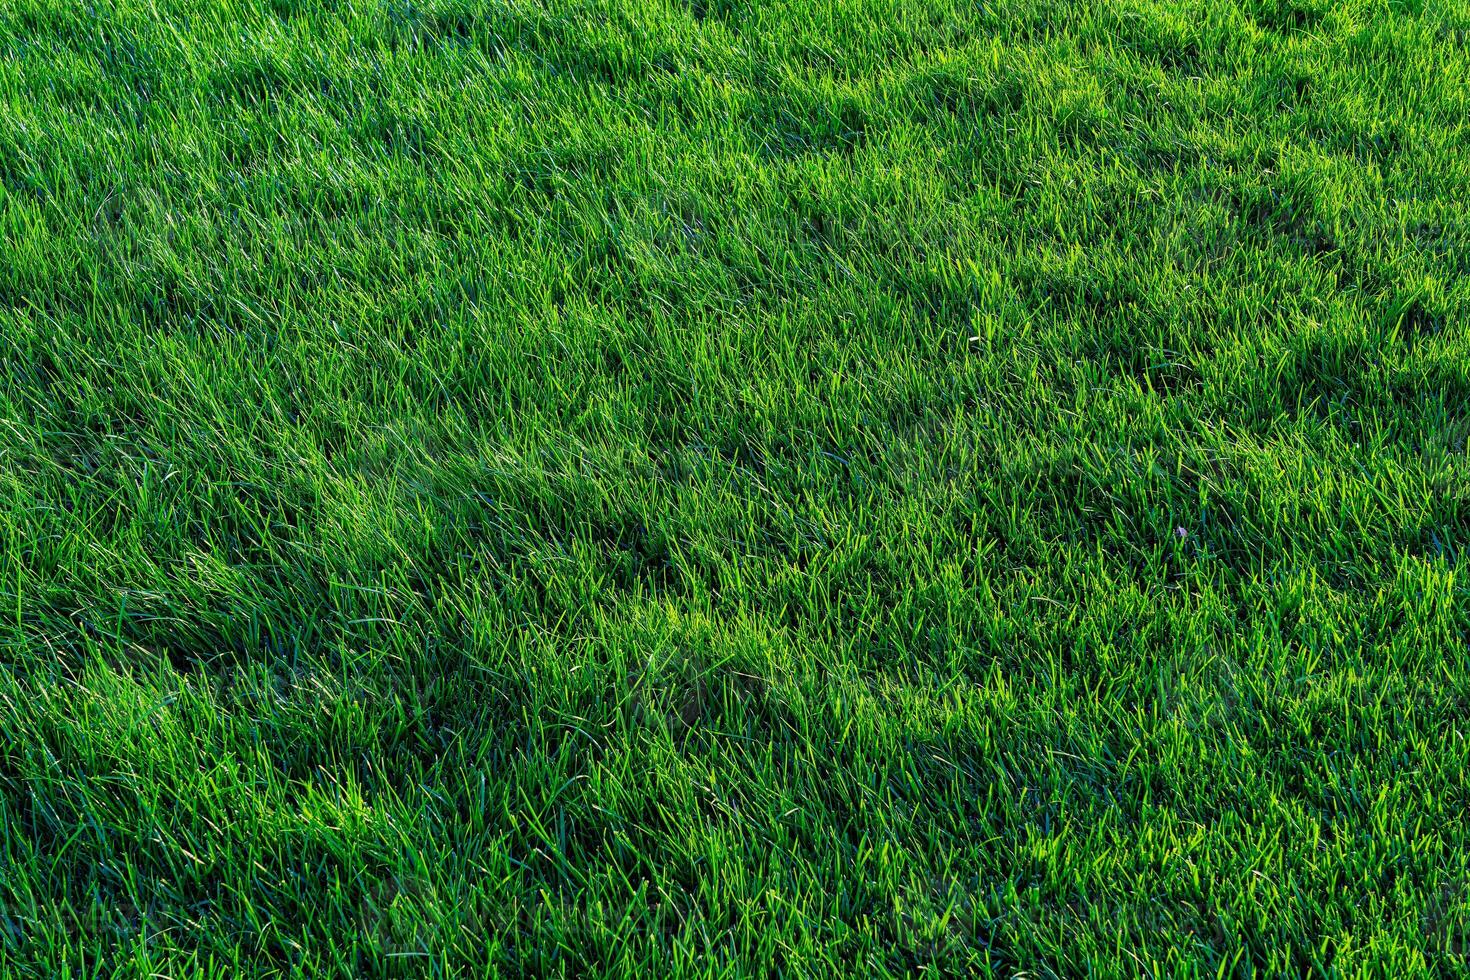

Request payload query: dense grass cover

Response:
[1,0,1468,974]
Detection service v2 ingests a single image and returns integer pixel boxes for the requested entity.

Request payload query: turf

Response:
[1,0,1468,975]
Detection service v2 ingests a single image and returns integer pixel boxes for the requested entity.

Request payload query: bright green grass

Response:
[1,0,1469,975]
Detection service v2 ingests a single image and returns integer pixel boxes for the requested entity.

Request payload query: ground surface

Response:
[1,0,1468,975]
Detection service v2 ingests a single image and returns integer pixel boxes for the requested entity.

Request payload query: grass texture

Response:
[2,0,1469,975]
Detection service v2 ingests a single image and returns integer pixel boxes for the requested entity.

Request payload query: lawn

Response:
[1,0,1468,975]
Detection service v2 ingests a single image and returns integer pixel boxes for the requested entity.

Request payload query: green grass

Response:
[1,0,1468,974]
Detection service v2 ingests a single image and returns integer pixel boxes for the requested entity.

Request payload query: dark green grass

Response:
[2,0,1469,974]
